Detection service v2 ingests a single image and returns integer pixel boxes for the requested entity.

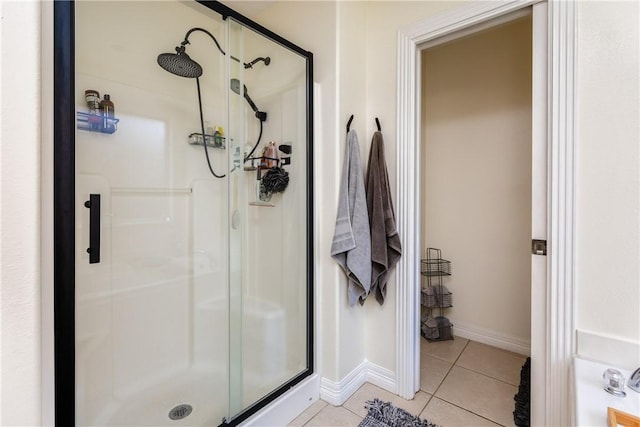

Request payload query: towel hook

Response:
[346,115,354,133]
[375,117,381,131]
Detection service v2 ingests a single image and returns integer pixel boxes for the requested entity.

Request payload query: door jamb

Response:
[394,1,576,425]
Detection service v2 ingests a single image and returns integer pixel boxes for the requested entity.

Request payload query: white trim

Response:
[242,374,320,427]
[365,361,396,394]
[401,0,538,43]
[320,362,368,406]
[530,3,549,425]
[395,25,421,402]
[418,7,533,50]
[395,1,576,425]
[453,321,532,357]
[319,361,396,406]
[547,2,577,426]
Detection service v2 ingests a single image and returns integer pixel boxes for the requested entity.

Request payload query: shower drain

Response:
[168,404,193,420]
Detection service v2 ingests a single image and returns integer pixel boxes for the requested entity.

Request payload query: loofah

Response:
[261,167,289,194]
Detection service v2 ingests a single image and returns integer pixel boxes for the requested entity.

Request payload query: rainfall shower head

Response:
[230,78,267,122]
[157,45,203,78]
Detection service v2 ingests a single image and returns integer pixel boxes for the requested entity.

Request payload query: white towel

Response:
[331,129,372,306]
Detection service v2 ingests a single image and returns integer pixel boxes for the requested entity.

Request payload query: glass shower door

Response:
[225,16,311,421]
[75,2,231,425]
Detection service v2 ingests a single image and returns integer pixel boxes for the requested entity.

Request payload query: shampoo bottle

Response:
[99,94,115,132]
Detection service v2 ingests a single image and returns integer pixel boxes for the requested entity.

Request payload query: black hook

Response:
[375,117,381,131]
[346,115,354,133]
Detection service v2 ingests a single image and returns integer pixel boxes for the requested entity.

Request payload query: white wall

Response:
[575,1,639,347]
[0,1,42,425]
[420,17,533,351]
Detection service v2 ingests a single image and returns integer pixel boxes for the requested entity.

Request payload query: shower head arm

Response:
[183,27,226,57]
[244,56,271,69]
[182,27,266,70]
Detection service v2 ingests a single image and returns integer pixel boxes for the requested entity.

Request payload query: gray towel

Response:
[331,129,372,306]
[365,131,402,305]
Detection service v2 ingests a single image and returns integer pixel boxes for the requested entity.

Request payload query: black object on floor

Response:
[513,357,531,427]
[358,399,440,427]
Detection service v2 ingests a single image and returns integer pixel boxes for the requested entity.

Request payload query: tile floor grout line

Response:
[421,392,434,417]
[429,395,508,427]
[451,337,471,366]
[413,393,431,420]
[422,339,516,426]
[341,403,364,419]
[300,404,363,427]
[428,337,470,398]
[449,364,522,388]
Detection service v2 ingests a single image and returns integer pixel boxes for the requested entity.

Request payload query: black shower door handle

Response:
[84,194,101,264]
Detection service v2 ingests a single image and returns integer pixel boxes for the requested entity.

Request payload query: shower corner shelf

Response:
[77,112,120,134]
[188,132,226,149]
[420,247,454,342]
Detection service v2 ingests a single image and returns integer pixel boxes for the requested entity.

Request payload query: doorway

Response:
[420,13,533,355]
[394,2,577,425]
[417,14,532,425]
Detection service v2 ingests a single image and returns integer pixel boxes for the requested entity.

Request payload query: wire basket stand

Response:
[420,248,453,341]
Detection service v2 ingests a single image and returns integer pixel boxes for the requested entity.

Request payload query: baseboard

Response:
[453,320,531,356]
[366,361,396,394]
[243,374,320,427]
[320,360,397,406]
[320,361,369,406]
[576,329,640,371]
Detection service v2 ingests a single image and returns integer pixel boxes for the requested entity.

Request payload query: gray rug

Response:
[358,399,440,427]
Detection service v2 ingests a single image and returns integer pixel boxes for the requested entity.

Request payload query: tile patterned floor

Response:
[288,338,527,427]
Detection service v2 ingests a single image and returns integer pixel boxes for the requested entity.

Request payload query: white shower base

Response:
[92,365,226,426]
[80,292,300,426]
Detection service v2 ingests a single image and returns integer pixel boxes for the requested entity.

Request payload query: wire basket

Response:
[421,316,454,342]
[421,248,451,276]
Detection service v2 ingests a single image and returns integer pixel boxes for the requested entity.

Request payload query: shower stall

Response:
[53,2,314,426]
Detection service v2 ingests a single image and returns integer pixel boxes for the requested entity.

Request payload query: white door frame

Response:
[394,1,576,426]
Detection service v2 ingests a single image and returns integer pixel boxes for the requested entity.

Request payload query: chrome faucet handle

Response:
[629,367,640,393]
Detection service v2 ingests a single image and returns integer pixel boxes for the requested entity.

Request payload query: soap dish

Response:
[608,407,640,427]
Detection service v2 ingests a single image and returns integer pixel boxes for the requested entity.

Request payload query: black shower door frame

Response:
[53,1,314,425]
